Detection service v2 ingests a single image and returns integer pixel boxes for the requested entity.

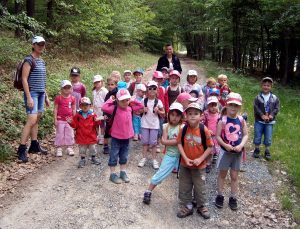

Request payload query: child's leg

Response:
[149,129,159,160]
[88,144,100,165]
[119,139,130,182]
[108,137,123,184]
[65,122,75,155]
[253,121,263,156]
[78,145,88,168]
[217,170,228,195]
[54,121,64,156]
[264,124,273,151]
[229,169,239,197]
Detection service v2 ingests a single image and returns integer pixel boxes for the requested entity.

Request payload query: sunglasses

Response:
[148,87,157,90]
[81,103,90,106]
[36,42,45,47]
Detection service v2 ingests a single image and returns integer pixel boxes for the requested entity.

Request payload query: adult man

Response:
[156,44,182,73]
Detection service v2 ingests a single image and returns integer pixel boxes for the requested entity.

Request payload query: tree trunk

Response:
[267,40,277,77]
[232,3,241,69]
[14,1,22,37]
[26,0,35,17]
[47,0,54,26]
[217,27,221,62]
[261,25,266,72]
[0,0,8,16]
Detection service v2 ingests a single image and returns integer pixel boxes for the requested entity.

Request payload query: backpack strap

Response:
[199,123,207,151]
[181,124,188,147]
[143,97,148,115]
[153,98,158,112]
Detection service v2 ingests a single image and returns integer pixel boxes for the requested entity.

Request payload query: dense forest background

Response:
[1,0,299,85]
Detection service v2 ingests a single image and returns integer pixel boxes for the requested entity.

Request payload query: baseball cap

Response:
[153,71,164,79]
[176,92,198,103]
[207,96,219,105]
[169,102,183,113]
[116,89,131,101]
[161,67,169,72]
[133,68,144,75]
[187,70,197,76]
[117,81,127,90]
[32,36,45,44]
[184,102,203,112]
[136,84,146,92]
[147,80,158,88]
[169,70,181,78]
[80,97,91,105]
[261,77,273,83]
[124,70,132,74]
[70,67,80,76]
[226,92,242,106]
[60,80,72,88]
[93,75,103,83]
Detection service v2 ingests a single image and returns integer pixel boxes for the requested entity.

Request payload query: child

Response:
[54,80,76,157]
[138,81,165,169]
[110,70,121,82]
[166,70,183,107]
[252,77,280,160]
[183,70,203,97]
[103,77,118,154]
[132,84,146,141]
[143,102,184,204]
[123,70,132,89]
[190,90,205,107]
[176,92,198,110]
[161,67,170,88]
[102,89,144,184]
[176,102,213,219]
[203,96,221,173]
[217,74,231,107]
[203,77,217,102]
[92,75,108,145]
[67,97,101,168]
[128,68,144,96]
[70,67,86,110]
[215,92,248,210]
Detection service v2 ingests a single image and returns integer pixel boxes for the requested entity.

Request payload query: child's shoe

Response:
[120,171,130,183]
[143,191,152,205]
[215,195,224,208]
[109,173,122,184]
[152,159,159,170]
[17,145,28,163]
[102,145,109,154]
[78,158,86,168]
[212,154,218,164]
[177,206,193,218]
[67,147,74,156]
[98,136,104,145]
[206,164,211,173]
[91,156,101,165]
[156,145,161,153]
[133,134,139,141]
[138,158,147,167]
[252,148,260,158]
[229,197,238,211]
[264,149,271,161]
[56,148,63,157]
[197,206,210,219]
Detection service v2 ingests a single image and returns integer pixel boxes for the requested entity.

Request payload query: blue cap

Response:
[209,88,220,96]
[117,81,127,90]
[133,68,144,75]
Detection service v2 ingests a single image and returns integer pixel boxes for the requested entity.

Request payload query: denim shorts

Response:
[24,91,45,114]
[108,137,130,167]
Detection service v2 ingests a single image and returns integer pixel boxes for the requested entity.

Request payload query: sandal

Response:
[197,206,210,219]
[177,206,193,218]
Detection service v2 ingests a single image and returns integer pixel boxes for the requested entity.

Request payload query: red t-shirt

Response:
[55,95,75,121]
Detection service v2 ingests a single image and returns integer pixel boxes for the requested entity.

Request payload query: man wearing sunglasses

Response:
[17,36,50,162]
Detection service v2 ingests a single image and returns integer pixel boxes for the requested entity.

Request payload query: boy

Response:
[176,102,213,219]
[253,77,280,160]
[123,70,132,89]
[70,67,86,110]
[128,68,144,96]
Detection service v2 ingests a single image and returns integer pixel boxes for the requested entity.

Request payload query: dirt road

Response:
[0,58,293,229]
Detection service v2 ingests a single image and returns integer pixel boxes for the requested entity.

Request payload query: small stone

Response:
[221,220,229,226]
[281,170,287,175]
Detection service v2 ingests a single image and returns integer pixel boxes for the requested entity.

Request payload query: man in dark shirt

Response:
[156,44,182,73]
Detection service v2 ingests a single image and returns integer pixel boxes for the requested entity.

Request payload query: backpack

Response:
[143,97,158,115]
[13,55,36,91]
[177,123,207,178]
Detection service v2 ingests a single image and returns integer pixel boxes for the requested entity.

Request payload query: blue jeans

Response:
[253,121,273,147]
[132,115,141,135]
[24,91,45,114]
[108,137,130,166]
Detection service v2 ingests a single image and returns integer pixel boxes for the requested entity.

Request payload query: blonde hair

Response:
[110,71,121,81]
[107,76,118,85]
[217,74,228,80]
[206,77,216,84]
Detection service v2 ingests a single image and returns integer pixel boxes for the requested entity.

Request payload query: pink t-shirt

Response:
[55,95,76,121]
[203,110,220,135]
[72,82,86,110]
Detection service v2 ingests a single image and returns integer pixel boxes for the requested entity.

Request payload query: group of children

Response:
[53,66,280,219]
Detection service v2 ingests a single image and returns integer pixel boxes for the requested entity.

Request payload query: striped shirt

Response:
[25,56,46,92]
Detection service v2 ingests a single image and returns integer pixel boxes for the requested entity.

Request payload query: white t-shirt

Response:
[261,93,271,106]
[141,98,163,129]
[93,87,108,116]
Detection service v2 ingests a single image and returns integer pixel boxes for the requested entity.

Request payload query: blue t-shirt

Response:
[25,56,46,92]
[222,116,243,147]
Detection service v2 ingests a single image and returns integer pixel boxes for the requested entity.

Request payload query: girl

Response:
[132,84,146,141]
[202,77,217,102]
[143,102,184,204]
[215,93,248,211]
[110,70,121,82]
[183,70,203,97]
[217,74,231,107]
[54,80,76,157]
[161,67,170,88]
[102,89,144,184]
[92,75,108,145]
[166,70,183,107]
[128,68,144,96]
[67,97,101,168]
[123,70,132,89]
[138,81,165,169]
[70,67,86,110]
[203,96,221,173]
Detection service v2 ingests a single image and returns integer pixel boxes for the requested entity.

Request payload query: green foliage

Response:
[0,140,14,162]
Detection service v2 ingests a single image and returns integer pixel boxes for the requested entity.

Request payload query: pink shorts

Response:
[54,120,75,147]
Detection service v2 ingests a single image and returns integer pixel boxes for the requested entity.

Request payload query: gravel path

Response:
[0,58,294,228]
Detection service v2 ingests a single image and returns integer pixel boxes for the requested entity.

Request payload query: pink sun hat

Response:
[116,89,131,101]
[169,70,181,78]
[176,92,198,103]
[153,71,164,79]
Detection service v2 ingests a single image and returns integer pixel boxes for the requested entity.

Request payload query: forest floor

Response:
[0,58,296,229]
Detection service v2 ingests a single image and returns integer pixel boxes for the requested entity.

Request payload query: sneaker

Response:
[67,147,74,156]
[252,148,260,158]
[109,173,122,184]
[143,191,152,205]
[102,146,109,154]
[156,145,161,153]
[177,206,193,218]
[98,137,104,145]
[17,145,28,163]
[152,159,159,170]
[133,134,139,141]
[229,197,238,211]
[120,171,130,183]
[206,164,211,173]
[215,195,224,208]
[28,141,48,155]
[197,206,210,219]
[212,154,218,164]
[91,156,101,165]
[56,148,63,157]
[78,158,86,168]
[172,168,178,173]
[138,158,147,167]
[264,149,271,161]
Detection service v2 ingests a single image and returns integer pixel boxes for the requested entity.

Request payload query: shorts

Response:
[141,128,158,146]
[217,149,241,171]
[54,120,75,146]
[24,91,45,114]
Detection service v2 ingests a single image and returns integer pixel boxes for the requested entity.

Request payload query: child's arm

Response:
[81,84,86,97]
[177,143,194,166]
[155,106,165,116]
[254,96,264,118]
[130,100,144,112]
[233,120,248,152]
[72,97,76,116]
[216,120,234,152]
[67,114,78,129]
[101,98,116,115]
[161,125,177,146]
[193,147,212,166]
[53,103,58,126]
[269,97,280,120]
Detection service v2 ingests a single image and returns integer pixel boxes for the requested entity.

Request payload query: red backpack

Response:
[13,55,36,91]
